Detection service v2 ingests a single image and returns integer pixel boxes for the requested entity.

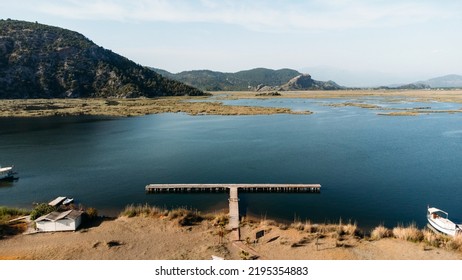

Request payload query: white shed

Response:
[35,210,83,232]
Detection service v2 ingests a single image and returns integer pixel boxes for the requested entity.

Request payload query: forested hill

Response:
[152,67,343,91]
[0,19,204,98]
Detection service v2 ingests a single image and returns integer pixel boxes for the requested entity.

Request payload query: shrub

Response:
[445,234,462,251]
[85,207,98,219]
[30,203,56,220]
[392,224,423,242]
[120,204,167,218]
[212,213,229,227]
[371,225,392,240]
[177,210,203,226]
[290,222,305,231]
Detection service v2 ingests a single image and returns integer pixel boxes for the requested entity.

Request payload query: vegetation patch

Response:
[0,206,31,237]
[30,203,56,220]
[370,225,392,240]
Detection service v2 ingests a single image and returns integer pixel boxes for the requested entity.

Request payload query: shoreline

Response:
[1,89,462,118]
[1,205,461,260]
[0,96,310,118]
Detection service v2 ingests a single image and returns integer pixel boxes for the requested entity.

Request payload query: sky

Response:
[1,0,462,86]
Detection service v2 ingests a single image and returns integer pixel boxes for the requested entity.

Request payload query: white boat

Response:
[63,198,74,205]
[427,206,462,236]
[0,165,16,181]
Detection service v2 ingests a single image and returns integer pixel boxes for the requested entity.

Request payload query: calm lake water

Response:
[1,97,462,229]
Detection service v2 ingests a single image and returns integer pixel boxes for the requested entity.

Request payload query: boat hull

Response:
[427,217,458,236]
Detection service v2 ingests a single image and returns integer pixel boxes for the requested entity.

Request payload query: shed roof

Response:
[35,210,83,222]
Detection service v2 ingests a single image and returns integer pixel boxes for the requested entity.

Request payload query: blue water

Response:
[1,98,462,229]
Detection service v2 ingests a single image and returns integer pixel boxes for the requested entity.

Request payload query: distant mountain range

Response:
[301,66,462,89]
[0,19,204,98]
[151,68,343,91]
[415,74,462,88]
[383,74,462,89]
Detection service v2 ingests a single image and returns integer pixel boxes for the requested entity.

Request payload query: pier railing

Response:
[145,184,321,193]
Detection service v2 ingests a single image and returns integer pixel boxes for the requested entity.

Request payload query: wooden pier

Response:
[145,184,321,193]
[145,183,321,241]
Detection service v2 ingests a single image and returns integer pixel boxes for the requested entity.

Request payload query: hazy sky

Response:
[2,0,461,86]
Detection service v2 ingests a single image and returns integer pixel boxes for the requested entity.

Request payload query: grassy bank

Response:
[0,206,30,237]
[0,97,310,118]
[119,204,462,255]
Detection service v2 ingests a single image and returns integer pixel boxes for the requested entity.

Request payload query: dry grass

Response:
[120,204,168,218]
[120,204,215,227]
[371,225,392,240]
[392,224,424,242]
[446,234,462,251]
[0,97,311,118]
[288,219,358,237]
[423,230,462,252]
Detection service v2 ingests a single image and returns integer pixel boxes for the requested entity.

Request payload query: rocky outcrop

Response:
[280,74,342,91]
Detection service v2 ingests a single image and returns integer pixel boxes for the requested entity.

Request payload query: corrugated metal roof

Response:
[35,210,83,222]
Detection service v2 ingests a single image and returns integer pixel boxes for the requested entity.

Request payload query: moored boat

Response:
[0,165,17,181]
[427,206,461,236]
[63,198,74,205]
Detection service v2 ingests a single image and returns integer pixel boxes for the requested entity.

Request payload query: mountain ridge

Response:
[0,19,204,99]
[151,67,343,91]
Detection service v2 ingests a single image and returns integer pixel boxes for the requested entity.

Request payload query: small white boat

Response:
[63,198,74,205]
[0,165,16,181]
[427,206,462,236]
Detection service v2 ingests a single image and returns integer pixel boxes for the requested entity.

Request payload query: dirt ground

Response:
[0,216,460,260]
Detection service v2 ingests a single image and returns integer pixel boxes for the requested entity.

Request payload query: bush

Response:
[120,204,167,218]
[85,207,98,219]
[446,235,462,251]
[392,224,423,242]
[371,225,392,240]
[30,203,56,220]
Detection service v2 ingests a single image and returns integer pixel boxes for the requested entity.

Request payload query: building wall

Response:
[36,217,81,232]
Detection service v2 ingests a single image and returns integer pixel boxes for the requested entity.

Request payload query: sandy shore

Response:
[1,216,461,260]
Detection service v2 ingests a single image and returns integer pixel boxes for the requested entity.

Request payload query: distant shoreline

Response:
[0,96,310,118]
[1,89,462,118]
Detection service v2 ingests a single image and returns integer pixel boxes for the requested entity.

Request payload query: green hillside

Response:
[0,19,204,98]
